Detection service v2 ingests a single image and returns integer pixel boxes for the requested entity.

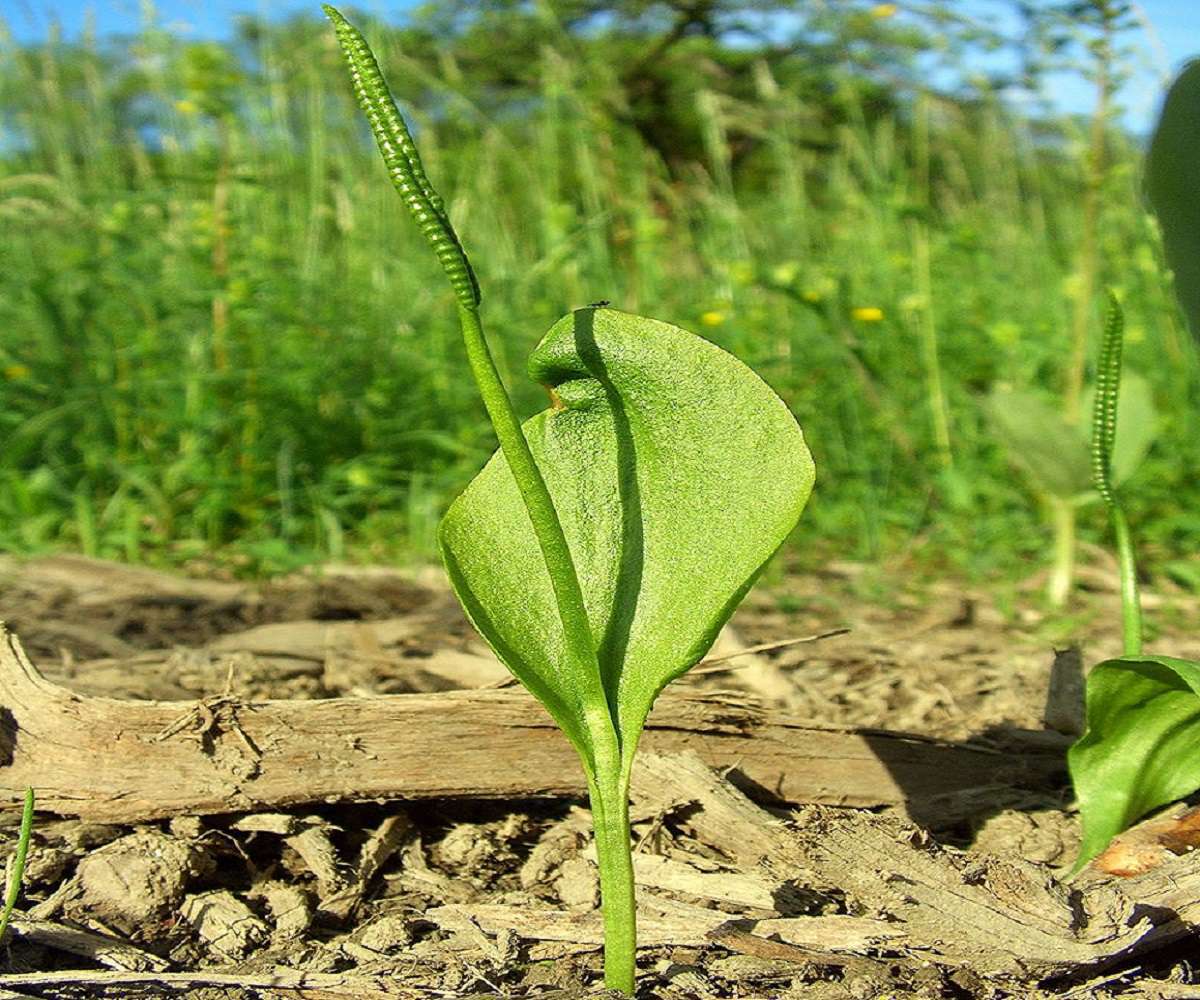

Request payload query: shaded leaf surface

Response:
[1081,373,1158,488]
[439,307,813,764]
[1147,60,1200,342]
[984,388,1091,500]
[1069,655,1200,866]
[985,375,1157,502]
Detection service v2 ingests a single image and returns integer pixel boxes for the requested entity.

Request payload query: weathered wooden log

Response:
[0,625,1063,824]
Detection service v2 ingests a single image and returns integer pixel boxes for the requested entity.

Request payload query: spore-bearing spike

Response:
[1091,292,1124,507]
[324,5,480,307]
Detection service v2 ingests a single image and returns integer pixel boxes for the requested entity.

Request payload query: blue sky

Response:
[5,0,1199,133]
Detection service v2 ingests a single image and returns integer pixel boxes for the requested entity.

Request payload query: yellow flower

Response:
[771,262,799,286]
[3,364,30,380]
[1061,272,1085,301]
[729,261,755,286]
[851,306,884,322]
[870,3,898,18]
[346,464,373,488]
[801,290,823,304]
[987,321,1021,347]
[175,99,200,116]
[700,310,726,327]
[228,277,250,304]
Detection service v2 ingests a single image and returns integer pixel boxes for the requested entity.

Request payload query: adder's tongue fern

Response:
[323,12,816,995]
[1091,295,1122,506]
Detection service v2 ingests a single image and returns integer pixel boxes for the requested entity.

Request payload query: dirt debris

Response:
[2,555,1200,997]
[249,881,312,942]
[70,830,210,939]
[972,806,1079,868]
[179,890,270,960]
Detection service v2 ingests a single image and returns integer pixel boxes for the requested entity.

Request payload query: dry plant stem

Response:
[1048,498,1077,609]
[0,969,398,999]
[630,753,1200,980]
[7,911,170,972]
[0,626,1065,823]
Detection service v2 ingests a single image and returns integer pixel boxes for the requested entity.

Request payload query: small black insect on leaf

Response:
[588,299,611,308]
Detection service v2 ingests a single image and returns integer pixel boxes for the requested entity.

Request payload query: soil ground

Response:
[1,553,1199,999]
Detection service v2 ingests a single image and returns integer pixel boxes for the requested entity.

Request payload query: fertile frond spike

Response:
[1091,292,1124,507]
[323,5,480,307]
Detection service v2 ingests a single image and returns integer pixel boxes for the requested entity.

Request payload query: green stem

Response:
[1063,13,1113,426]
[1090,293,1142,657]
[1111,507,1143,656]
[325,13,630,988]
[324,5,609,739]
[910,220,952,470]
[456,304,612,732]
[0,788,34,944]
[588,770,636,994]
[1048,498,1076,608]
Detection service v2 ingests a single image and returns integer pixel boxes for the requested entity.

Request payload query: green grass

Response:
[1,13,1198,584]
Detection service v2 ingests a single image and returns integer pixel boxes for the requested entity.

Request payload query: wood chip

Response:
[8,912,171,972]
[180,890,270,960]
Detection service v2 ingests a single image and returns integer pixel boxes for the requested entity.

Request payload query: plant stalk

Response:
[910,219,952,470]
[1048,498,1076,607]
[1063,13,1114,423]
[325,12,630,988]
[324,5,608,730]
[1111,506,1143,656]
[1056,13,1116,610]
[459,297,631,992]
[456,304,611,726]
[1091,293,1142,657]
[911,93,952,471]
[588,771,636,994]
[0,788,34,944]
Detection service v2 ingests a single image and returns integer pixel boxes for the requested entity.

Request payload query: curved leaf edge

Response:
[1069,653,1200,869]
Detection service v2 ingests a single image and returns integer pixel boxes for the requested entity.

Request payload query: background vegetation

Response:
[1,0,1196,591]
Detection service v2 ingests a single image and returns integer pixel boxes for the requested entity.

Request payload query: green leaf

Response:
[1147,60,1200,342]
[1069,655,1200,867]
[1080,372,1158,488]
[983,388,1091,501]
[439,307,814,765]
[984,376,1158,503]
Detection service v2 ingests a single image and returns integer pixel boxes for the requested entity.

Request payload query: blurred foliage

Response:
[1146,59,1200,344]
[0,0,1197,584]
[986,372,1157,503]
